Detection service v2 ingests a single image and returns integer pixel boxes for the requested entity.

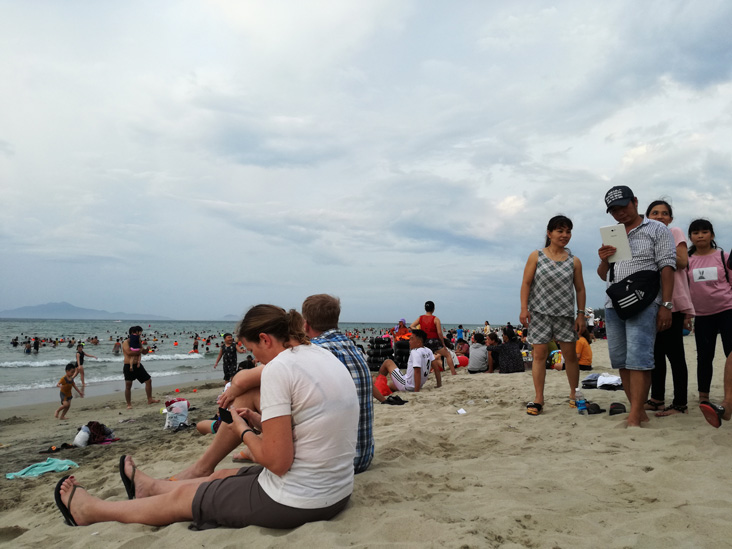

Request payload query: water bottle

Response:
[576,389,587,415]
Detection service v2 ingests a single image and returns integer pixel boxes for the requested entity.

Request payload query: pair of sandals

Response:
[54,455,137,526]
[645,399,689,416]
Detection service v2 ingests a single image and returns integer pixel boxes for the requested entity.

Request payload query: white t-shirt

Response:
[258,344,358,509]
[404,347,435,390]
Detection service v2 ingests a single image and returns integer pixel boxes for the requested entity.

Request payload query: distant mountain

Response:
[0,301,172,321]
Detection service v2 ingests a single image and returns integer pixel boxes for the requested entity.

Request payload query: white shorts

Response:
[389,369,412,392]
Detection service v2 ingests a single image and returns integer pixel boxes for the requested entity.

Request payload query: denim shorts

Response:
[605,303,659,370]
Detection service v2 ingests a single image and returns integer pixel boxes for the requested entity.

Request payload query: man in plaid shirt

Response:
[303,294,374,473]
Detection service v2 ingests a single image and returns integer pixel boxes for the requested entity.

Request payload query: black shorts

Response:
[425,338,443,352]
[123,363,152,384]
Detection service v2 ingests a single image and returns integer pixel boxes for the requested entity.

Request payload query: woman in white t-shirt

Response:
[54,305,358,530]
[687,219,732,405]
[644,200,695,416]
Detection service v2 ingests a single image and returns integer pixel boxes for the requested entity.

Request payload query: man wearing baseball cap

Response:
[597,186,676,427]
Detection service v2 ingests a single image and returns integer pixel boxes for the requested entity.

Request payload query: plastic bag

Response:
[164,398,190,430]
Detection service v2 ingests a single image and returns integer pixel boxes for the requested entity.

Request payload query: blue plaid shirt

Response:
[312,329,374,473]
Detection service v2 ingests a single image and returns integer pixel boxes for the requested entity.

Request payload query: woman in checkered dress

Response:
[520,215,587,416]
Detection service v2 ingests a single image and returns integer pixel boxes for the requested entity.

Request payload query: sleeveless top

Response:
[221,344,238,369]
[528,249,575,317]
[419,315,439,339]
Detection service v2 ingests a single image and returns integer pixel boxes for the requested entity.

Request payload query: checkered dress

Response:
[528,250,575,317]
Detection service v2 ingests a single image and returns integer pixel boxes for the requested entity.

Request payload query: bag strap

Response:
[609,263,615,283]
[723,250,730,284]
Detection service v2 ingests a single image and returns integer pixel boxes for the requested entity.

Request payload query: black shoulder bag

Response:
[605,264,660,320]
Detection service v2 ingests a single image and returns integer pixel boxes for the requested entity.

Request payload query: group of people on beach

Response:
[53,185,732,531]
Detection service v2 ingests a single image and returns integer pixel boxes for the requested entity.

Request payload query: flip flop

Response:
[119,455,136,500]
[526,402,543,416]
[54,476,78,526]
[609,402,627,416]
[587,402,606,415]
[382,395,408,406]
[699,401,725,428]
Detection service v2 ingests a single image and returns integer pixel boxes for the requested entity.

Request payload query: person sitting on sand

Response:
[487,327,525,375]
[55,363,84,420]
[54,304,358,530]
[167,295,375,481]
[467,333,489,374]
[372,329,439,402]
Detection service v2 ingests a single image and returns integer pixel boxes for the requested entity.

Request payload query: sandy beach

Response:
[2,337,732,548]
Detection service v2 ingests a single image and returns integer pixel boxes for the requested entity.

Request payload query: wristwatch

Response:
[662,302,673,310]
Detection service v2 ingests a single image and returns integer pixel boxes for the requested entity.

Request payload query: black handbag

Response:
[606,265,660,320]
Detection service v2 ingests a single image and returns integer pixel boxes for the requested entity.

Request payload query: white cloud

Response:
[1,1,732,322]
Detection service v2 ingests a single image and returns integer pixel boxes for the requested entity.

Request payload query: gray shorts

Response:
[191,466,350,530]
[527,311,576,345]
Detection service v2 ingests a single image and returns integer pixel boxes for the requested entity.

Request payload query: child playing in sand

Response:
[55,362,84,420]
[520,215,587,416]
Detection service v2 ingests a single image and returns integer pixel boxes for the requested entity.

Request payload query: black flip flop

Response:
[119,455,136,499]
[54,476,78,526]
[587,402,606,415]
[609,402,627,416]
[699,401,725,428]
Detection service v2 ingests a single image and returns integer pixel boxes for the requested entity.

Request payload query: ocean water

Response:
[0,319,396,407]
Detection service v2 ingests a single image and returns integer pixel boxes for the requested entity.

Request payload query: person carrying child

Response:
[520,215,587,416]
[55,362,84,420]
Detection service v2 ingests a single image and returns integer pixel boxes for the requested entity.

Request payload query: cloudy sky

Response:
[2,1,732,323]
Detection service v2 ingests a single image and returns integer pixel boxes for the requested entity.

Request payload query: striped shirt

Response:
[604,217,676,308]
[311,329,374,474]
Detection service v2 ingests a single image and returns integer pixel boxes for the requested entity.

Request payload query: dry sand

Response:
[2,338,732,548]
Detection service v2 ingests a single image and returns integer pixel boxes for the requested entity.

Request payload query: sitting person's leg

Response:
[173,388,260,480]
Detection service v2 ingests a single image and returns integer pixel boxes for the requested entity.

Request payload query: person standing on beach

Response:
[213,333,246,382]
[75,344,97,387]
[644,200,694,417]
[597,186,675,427]
[122,326,159,409]
[520,215,586,416]
[410,301,456,375]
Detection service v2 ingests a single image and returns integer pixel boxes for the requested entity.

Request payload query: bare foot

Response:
[232,448,254,463]
[124,456,157,498]
[148,399,160,405]
[643,399,664,411]
[126,404,133,410]
[173,462,215,481]
[721,401,732,422]
[58,477,93,526]
[59,417,68,421]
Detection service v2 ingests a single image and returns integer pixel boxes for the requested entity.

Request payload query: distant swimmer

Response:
[76,344,97,387]
[113,339,122,355]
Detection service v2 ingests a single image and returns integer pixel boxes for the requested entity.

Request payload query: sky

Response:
[2,1,732,324]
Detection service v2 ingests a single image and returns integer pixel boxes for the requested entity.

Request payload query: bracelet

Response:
[577,311,585,315]
[240,429,254,443]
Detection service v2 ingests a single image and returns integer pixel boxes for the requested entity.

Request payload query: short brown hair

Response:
[302,294,340,332]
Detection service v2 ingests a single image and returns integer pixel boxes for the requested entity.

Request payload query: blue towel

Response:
[6,458,79,479]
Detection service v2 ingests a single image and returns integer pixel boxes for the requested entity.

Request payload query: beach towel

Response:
[6,458,79,479]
